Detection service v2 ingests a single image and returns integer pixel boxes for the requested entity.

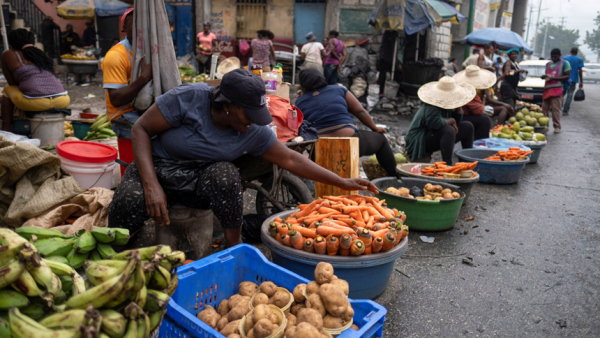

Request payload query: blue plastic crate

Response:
[158,244,387,338]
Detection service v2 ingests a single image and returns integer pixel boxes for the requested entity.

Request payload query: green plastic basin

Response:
[370,177,464,231]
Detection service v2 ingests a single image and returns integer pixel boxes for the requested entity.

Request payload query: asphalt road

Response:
[375,84,600,337]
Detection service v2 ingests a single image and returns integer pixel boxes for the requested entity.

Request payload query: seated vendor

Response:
[108,69,377,247]
[295,68,398,178]
[405,77,476,165]
[456,66,514,126]
[1,29,70,131]
[101,8,152,166]
[453,65,496,140]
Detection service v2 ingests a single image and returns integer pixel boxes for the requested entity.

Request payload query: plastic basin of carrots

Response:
[420,161,478,178]
[483,148,533,161]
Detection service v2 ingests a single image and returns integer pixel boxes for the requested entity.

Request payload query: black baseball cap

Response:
[220,69,272,126]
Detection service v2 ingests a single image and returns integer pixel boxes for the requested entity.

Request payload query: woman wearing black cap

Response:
[108,69,377,247]
[295,68,398,178]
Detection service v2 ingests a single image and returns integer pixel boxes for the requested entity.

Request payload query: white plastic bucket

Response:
[383,80,400,99]
[29,113,65,147]
[89,138,121,189]
[59,155,116,189]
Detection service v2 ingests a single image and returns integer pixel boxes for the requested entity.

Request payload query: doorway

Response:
[294,0,326,45]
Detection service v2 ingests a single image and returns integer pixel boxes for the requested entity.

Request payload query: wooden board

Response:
[315,137,360,198]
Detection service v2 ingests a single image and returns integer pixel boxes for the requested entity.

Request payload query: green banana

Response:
[113,229,130,246]
[11,270,43,297]
[75,231,97,253]
[122,316,138,338]
[132,258,145,294]
[136,313,148,338]
[67,248,88,269]
[0,290,29,309]
[144,289,170,312]
[95,121,112,131]
[100,128,116,136]
[142,262,154,286]
[19,302,47,320]
[166,251,186,269]
[54,290,67,305]
[29,260,62,296]
[135,285,147,309]
[16,246,41,270]
[0,228,29,246]
[148,309,165,331]
[9,308,82,338]
[103,265,136,309]
[33,237,75,257]
[89,250,102,261]
[43,259,86,295]
[157,259,172,272]
[40,309,87,328]
[66,256,137,309]
[44,255,70,266]
[59,275,74,293]
[150,263,171,290]
[0,242,28,266]
[100,334,111,338]
[84,260,128,286]
[15,227,70,241]
[99,309,127,338]
[91,228,116,244]
[113,246,171,261]
[0,259,25,289]
[97,243,117,259]
[166,272,179,297]
[0,316,10,338]
[90,114,108,130]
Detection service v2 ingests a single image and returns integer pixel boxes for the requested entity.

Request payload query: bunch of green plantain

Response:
[16,227,131,269]
[0,227,185,338]
[83,114,117,141]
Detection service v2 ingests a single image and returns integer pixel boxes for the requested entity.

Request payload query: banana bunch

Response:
[64,121,74,137]
[17,227,130,269]
[0,227,185,338]
[84,114,116,141]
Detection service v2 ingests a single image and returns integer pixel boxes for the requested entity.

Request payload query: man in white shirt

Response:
[462,48,480,68]
[301,32,325,73]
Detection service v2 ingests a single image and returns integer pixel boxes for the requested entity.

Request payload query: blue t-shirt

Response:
[295,85,356,134]
[152,83,276,161]
[563,55,584,83]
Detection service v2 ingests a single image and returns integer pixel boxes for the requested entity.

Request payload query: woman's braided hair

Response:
[8,29,54,72]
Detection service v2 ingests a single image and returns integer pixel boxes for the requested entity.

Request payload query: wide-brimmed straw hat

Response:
[418,76,476,109]
[217,57,241,76]
[453,65,497,90]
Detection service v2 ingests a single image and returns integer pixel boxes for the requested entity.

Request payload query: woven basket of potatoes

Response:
[240,304,286,338]
[420,183,460,201]
[285,262,360,337]
[251,283,294,313]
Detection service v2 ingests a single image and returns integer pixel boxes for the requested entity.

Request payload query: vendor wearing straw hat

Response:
[405,77,476,165]
[452,65,493,140]
[455,65,515,127]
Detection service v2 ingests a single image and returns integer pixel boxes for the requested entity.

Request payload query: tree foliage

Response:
[585,12,600,58]
[533,21,584,60]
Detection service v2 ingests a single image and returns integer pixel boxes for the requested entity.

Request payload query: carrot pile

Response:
[484,147,533,161]
[268,195,408,256]
[491,124,512,133]
[420,162,478,178]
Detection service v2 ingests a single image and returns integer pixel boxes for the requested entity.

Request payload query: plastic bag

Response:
[350,77,367,98]
[574,88,585,101]
[239,39,250,56]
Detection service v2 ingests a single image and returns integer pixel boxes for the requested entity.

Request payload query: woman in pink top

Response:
[250,30,275,72]
[196,21,217,74]
[323,30,347,85]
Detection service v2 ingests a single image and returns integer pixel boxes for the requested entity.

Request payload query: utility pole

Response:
[541,19,550,58]
[464,0,476,60]
[559,17,566,28]
[525,4,534,44]
[531,0,543,56]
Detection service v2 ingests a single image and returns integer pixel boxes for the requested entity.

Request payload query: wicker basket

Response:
[362,160,388,181]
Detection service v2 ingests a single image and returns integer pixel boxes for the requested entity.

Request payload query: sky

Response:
[524,0,600,62]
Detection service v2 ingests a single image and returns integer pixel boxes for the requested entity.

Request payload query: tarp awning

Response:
[57,0,130,19]
[404,0,435,35]
[368,0,406,31]
[425,0,466,24]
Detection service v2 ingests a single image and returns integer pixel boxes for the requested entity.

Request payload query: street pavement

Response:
[376,84,600,337]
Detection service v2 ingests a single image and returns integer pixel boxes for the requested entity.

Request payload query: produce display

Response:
[64,121,74,137]
[178,66,207,83]
[0,227,184,338]
[195,263,359,338]
[268,195,408,256]
[484,148,533,161]
[491,124,546,142]
[386,183,461,201]
[420,161,478,178]
[83,114,116,141]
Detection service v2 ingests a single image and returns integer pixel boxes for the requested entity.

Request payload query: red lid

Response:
[57,141,118,163]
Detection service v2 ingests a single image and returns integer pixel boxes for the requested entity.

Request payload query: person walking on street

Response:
[300,32,325,73]
[541,48,571,133]
[81,20,96,48]
[562,47,584,116]
[196,21,217,75]
[462,48,480,68]
[250,30,275,72]
[477,44,495,73]
[323,30,346,85]
[500,49,528,108]
[40,17,60,59]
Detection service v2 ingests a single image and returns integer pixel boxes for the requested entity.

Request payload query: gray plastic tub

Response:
[396,163,479,205]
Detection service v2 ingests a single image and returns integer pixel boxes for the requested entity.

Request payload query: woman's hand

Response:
[446,118,458,134]
[144,181,170,226]
[339,178,379,193]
